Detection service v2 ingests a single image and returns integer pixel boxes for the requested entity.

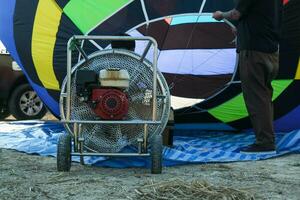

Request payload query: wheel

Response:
[0,106,10,120]
[150,134,163,174]
[57,134,72,172]
[8,84,47,120]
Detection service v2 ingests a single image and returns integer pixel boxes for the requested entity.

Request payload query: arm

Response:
[213,0,255,21]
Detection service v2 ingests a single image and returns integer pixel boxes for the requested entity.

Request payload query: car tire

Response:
[8,84,47,120]
[0,106,10,120]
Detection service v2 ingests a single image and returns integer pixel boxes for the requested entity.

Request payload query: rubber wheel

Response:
[8,84,47,120]
[150,134,163,174]
[57,134,72,172]
[0,107,10,120]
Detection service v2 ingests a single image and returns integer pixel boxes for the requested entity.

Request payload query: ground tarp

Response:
[0,122,299,168]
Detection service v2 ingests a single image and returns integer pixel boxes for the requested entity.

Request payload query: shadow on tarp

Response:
[0,121,299,168]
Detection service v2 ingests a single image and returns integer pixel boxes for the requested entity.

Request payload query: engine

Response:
[76,68,130,120]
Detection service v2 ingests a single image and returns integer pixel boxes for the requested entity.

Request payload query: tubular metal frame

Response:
[61,35,168,158]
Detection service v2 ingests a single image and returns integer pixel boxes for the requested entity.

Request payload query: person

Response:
[213,0,282,154]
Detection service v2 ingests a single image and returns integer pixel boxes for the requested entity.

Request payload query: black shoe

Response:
[240,143,276,154]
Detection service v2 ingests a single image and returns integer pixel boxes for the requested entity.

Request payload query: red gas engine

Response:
[76,68,130,120]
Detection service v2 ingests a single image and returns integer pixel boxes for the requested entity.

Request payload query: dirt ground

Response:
[1,114,300,199]
[0,148,299,200]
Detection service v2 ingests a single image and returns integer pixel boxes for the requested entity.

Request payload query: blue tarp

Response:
[0,122,299,168]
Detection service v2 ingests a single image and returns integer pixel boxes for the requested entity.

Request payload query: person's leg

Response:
[239,50,279,152]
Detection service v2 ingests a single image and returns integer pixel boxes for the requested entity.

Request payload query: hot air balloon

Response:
[0,0,299,133]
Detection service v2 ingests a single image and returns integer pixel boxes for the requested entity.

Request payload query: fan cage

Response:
[60,49,170,153]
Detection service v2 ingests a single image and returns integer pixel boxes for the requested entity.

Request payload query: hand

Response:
[213,11,223,21]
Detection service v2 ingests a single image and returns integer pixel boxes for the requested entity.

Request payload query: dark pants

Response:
[239,50,279,147]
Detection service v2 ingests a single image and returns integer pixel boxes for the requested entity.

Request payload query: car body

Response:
[0,52,47,120]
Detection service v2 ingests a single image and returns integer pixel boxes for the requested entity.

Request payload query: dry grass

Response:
[134,179,255,200]
[41,112,58,120]
[5,112,58,121]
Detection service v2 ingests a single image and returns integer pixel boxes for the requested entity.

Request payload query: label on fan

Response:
[143,89,152,106]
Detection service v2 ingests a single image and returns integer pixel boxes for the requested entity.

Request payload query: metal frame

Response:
[60,35,168,159]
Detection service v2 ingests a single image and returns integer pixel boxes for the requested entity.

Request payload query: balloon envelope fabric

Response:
[0,0,299,132]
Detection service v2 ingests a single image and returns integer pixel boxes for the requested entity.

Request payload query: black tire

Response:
[57,134,72,172]
[0,106,10,120]
[150,134,163,174]
[8,84,47,120]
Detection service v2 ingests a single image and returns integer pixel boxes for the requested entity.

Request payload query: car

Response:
[0,52,47,120]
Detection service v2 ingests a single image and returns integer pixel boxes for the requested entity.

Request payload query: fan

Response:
[57,36,170,174]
